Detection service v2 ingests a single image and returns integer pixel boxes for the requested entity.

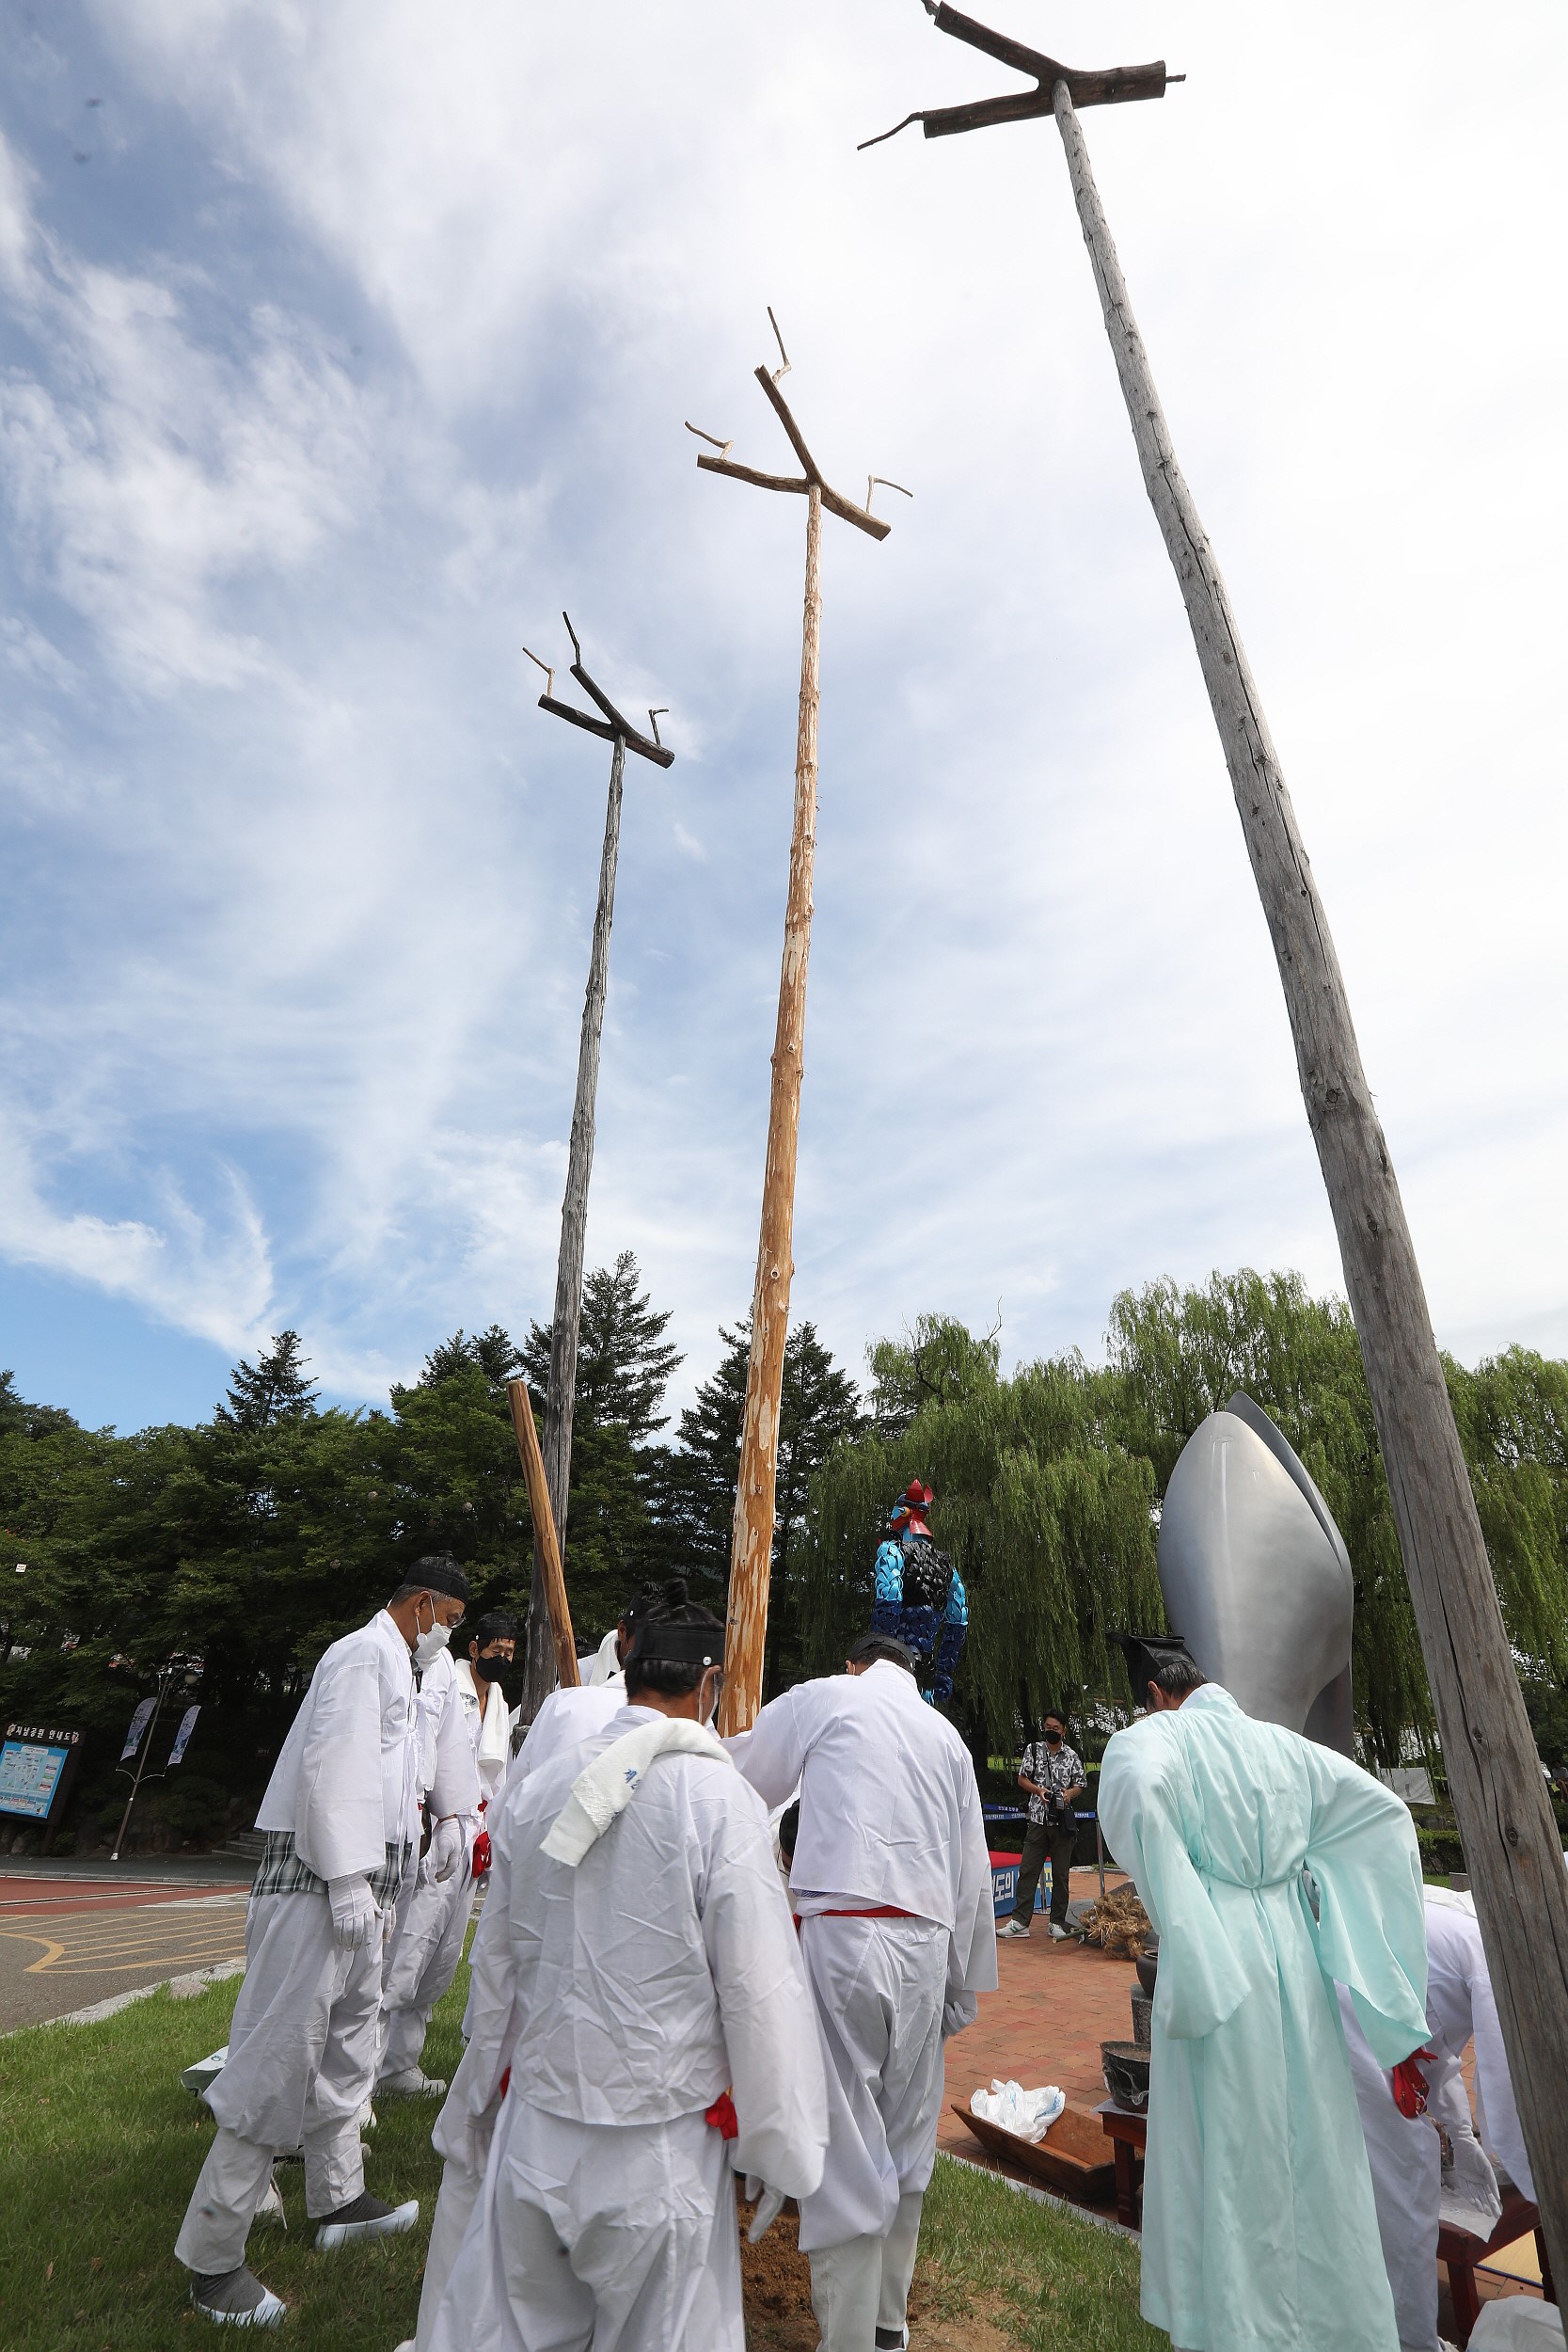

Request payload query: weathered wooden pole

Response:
[516,621,673,1718]
[687,317,905,1731]
[1046,80,1568,2269]
[863,7,1568,2273]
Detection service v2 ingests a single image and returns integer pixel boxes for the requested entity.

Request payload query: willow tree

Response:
[805,1281,1568,1772]
[1106,1270,1568,1766]
[803,1330,1161,1746]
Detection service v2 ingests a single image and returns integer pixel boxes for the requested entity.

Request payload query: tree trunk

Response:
[719,483,823,1736]
[1052,80,1568,2279]
[521,732,626,1720]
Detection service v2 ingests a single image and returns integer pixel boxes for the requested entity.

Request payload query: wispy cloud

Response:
[0,0,1562,1429]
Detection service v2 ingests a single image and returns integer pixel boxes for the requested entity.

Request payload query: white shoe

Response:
[189,2266,287,2327]
[315,2194,420,2250]
[377,2066,447,2098]
[998,1919,1031,1939]
[1050,1923,1069,1940]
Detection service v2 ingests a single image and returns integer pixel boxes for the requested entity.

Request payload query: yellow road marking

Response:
[0,1905,246,1977]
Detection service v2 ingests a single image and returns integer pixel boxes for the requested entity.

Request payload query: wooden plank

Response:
[720,485,823,1735]
[509,1378,579,1691]
[1051,77,1568,2290]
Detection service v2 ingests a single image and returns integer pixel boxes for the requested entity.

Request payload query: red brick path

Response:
[940,1867,1139,2209]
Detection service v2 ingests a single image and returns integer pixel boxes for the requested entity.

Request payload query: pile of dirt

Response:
[1079,1883,1151,1959]
[738,2194,1018,2352]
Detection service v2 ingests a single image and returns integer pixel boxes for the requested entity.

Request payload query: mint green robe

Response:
[1097,1685,1428,2352]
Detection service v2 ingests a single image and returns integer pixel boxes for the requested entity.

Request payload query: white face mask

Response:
[413,1601,452,1668]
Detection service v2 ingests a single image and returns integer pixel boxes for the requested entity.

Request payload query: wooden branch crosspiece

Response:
[859,1,1180,150]
[864,12,1568,2287]
[515,616,673,1718]
[688,314,906,1735]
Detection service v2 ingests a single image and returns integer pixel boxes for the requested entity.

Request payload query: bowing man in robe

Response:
[175,1557,469,2328]
[1098,1637,1430,2352]
[422,1583,828,2352]
[729,1631,997,2352]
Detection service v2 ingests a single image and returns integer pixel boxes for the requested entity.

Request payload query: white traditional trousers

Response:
[795,1915,947,2350]
[175,1891,382,2272]
[427,2096,743,2352]
[379,1865,475,2080]
[1338,1984,1442,2352]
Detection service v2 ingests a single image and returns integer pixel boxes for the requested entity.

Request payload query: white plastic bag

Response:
[970,2077,1066,2143]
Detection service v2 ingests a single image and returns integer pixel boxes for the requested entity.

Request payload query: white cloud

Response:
[0,0,1561,1428]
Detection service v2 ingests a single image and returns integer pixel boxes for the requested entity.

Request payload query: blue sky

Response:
[1,0,1564,1435]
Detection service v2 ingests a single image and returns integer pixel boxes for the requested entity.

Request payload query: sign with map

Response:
[0,1723,83,1822]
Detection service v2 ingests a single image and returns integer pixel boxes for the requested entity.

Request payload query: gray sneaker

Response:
[188,2266,286,2328]
[314,2192,419,2251]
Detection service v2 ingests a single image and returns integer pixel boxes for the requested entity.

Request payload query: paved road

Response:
[0,1873,249,2031]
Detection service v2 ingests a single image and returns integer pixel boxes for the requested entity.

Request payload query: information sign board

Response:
[0,1722,84,1823]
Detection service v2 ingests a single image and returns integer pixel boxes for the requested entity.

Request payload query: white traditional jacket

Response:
[256,1607,420,1882]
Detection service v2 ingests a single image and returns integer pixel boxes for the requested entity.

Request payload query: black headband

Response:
[627,1621,725,1668]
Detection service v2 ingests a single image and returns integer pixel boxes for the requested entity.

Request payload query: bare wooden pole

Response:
[517,624,673,1719]
[724,485,823,1735]
[519,731,625,1714]
[689,320,902,1732]
[508,1378,578,1689]
[1051,75,1568,2277]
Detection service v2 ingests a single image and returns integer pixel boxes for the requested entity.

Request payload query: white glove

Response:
[942,1992,978,2039]
[429,1816,465,1884]
[381,1899,398,1949]
[327,1874,377,1951]
[743,2178,786,2243]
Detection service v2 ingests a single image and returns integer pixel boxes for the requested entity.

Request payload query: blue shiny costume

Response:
[871,1536,968,1703]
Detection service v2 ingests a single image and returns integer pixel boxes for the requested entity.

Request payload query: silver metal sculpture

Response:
[1157,1391,1354,1754]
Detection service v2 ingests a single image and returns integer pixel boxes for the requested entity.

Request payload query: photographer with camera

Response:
[1000,1709,1085,1942]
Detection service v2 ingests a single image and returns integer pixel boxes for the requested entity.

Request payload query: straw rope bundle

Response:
[1080,1883,1151,1959]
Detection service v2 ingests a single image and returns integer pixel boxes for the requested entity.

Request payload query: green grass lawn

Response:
[922,2159,1162,2351]
[0,1955,1160,2352]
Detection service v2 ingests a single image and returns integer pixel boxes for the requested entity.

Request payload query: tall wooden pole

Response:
[516,628,673,1720]
[689,321,902,1734]
[1051,76,1568,2275]
[521,732,624,1715]
[723,486,823,1735]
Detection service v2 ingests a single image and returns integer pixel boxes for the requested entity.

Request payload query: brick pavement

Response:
[941,1867,1139,2217]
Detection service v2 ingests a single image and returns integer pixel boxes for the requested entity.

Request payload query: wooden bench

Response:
[1438,2190,1556,2347]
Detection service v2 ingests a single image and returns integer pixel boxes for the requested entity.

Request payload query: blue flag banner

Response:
[167,1705,200,1767]
[119,1695,156,1762]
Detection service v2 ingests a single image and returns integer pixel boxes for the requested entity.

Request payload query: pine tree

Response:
[521,1253,683,1444]
[420,1326,523,1398]
[638,1320,862,1692]
[215,1332,320,1430]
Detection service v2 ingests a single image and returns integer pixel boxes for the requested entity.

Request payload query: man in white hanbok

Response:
[1098,1640,1431,2352]
[1344,1878,1559,2352]
[378,1612,519,2097]
[730,1631,998,2352]
[420,1585,828,2352]
[174,1557,469,2327]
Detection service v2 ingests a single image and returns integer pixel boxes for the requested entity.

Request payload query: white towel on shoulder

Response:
[542,1714,730,1867]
